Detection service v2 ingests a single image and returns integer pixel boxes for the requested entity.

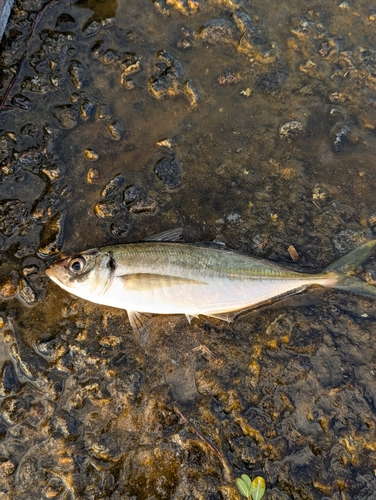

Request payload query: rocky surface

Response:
[0,0,376,498]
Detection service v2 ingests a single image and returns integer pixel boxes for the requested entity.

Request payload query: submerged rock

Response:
[0,200,29,236]
[37,212,66,256]
[52,105,78,129]
[101,173,126,198]
[154,156,182,188]
[68,60,85,89]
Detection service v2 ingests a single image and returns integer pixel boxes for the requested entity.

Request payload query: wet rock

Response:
[102,48,122,64]
[54,409,80,437]
[82,20,101,37]
[1,396,29,425]
[68,60,85,89]
[52,105,78,129]
[17,146,46,171]
[279,121,303,139]
[149,50,184,99]
[129,197,157,214]
[218,69,242,85]
[177,26,193,50]
[80,97,95,120]
[123,185,140,204]
[0,199,29,236]
[232,11,267,54]
[94,198,121,219]
[0,134,17,169]
[18,277,38,305]
[108,121,124,140]
[0,362,20,396]
[154,156,182,188]
[332,229,368,253]
[256,71,287,94]
[84,149,99,160]
[20,123,38,137]
[44,477,66,498]
[10,341,48,380]
[332,125,351,152]
[120,53,142,80]
[184,79,199,105]
[101,173,126,198]
[55,13,76,29]
[37,212,66,256]
[0,459,15,476]
[0,272,18,299]
[86,168,100,184]
[30,196,53,222]
[98,103,112,119]
[41,164,62,181]
[110,214,133,237]
[196,19,236,45]
[11,94,32,110]
[91,39,105,59]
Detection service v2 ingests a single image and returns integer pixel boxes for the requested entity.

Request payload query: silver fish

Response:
[46,237,376,332]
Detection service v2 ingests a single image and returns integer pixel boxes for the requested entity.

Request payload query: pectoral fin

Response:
[119,273,206,291]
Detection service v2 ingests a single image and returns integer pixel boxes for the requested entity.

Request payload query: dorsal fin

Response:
[142,227,183,242]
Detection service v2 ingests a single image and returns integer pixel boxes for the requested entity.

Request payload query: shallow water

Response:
[0,0,376,498]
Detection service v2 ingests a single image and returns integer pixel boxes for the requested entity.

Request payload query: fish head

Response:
[46,249,115,299]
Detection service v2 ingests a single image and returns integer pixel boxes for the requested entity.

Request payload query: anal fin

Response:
[185,313,199,324]
[204,312,235,323]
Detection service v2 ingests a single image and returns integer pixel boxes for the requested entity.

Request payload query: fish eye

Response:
[69,256,86,274]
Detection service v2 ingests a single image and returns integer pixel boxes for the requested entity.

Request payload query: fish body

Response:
[46,239,376,331]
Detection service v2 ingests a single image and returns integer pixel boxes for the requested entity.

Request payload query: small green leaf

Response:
[250,476,266,500]
[235,477,251,499]
[241,474,252,492]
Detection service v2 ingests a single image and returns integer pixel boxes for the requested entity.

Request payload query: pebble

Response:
[86,168,101,184]
[123,185,140,204]
[196,19,236,45]
[102,49,122,64]
[110,214,133,237]
[332,125,350,152]
[154,156,182,188]
[18,277,38,305]
[0,272,18,299]
[279,121,303,139]
[80,98,95,120]
[68,60,84,89]
[20,123,38,137]
[1,396,29,425]
[82,20,101,37]
[84,149,99,160]
[101,173,125,198]
[108,122,124,140]
[41,164,61,181]
[0,362,20,396]
[149,51,184,99]
[129,198,157,214]
[98,104,112,120]
[11,94,32,110]
[52,105,78,129]
[94,199,121,219]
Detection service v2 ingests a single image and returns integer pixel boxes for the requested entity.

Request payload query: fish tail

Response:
[324,240,376,298]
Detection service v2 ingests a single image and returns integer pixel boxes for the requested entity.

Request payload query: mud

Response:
[0,0,376,498]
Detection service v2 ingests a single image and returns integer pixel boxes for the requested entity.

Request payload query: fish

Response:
[46,233,376,333]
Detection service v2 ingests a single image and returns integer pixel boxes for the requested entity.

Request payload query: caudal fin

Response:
[325,240,376,299]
